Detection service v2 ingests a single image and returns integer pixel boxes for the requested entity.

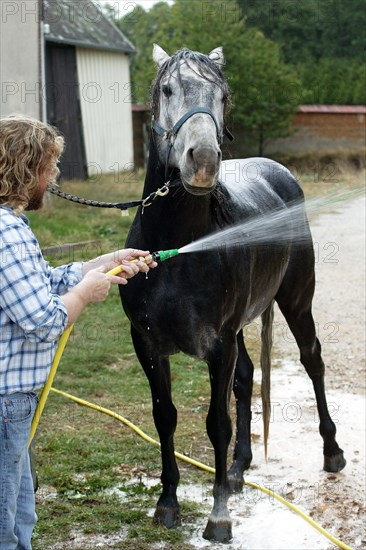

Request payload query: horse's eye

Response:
[162,85,172,97]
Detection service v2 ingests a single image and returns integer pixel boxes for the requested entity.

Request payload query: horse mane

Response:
[151,48,231,119]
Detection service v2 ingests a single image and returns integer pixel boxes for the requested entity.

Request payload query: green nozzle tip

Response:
[158,249,179,262]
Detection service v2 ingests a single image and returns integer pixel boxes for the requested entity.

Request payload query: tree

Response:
[298,59,366,105]
[237,0,366,105]
[113,0,303,154]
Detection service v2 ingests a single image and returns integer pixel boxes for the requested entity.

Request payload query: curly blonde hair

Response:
[0,115,64,214]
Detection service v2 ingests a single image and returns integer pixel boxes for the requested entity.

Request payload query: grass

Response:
[28,165,364,549]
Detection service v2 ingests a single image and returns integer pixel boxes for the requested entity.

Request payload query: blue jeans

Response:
[0,392,39,550]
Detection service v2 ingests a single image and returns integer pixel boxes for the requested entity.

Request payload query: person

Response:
[0,115,156,549]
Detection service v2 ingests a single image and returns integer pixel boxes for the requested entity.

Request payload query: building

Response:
[0,0,41,120]
[0,0,135,180]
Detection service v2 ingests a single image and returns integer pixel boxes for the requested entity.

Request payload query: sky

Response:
[98,0,173,16]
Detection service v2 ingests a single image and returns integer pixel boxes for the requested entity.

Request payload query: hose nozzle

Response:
[151,249,179,262]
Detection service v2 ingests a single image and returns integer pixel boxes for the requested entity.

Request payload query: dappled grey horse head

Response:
[151,44,230,195]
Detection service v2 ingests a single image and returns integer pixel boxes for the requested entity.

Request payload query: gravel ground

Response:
[307,194,365,392]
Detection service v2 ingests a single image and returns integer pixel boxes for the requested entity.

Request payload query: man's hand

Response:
[83,248,158,278]
[63,248,158,326]
[76,265,124,303]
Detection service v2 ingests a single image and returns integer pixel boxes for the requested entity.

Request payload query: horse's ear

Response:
[208,47,225,67]
[153,44,170,68]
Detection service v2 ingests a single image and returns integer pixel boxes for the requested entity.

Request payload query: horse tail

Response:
[260,299,274,461]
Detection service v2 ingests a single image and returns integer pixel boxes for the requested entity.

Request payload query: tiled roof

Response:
[43,0,135,53]
[298,105,366,114]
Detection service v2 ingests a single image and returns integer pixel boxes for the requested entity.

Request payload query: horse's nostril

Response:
[187,147,221,169]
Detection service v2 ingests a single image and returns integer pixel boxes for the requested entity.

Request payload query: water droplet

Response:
[156,399,160,403]
[147,326,150,330]
[145,273,149,280]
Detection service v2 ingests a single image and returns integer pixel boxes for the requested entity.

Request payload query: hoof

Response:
[203,520,232,543]
[228,475,244,494]
[324,451,346,473]
[153,505,181,529]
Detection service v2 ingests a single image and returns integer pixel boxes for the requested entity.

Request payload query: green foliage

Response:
[238,0,366,63]
[298,58,366,105]
[226,28,303,153]
[238,0,366,105]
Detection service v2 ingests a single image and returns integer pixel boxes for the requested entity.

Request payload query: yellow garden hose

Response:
[28,263,354,550]
[28,263,125,446]
[28,324,73,445]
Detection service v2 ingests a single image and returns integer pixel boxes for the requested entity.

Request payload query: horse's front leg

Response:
[131,327,180,529]
[203,332,237,543]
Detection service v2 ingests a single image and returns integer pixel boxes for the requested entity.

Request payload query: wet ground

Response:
[182,366,365,549]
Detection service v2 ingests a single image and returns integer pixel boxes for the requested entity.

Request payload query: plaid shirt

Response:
[0,206,83,394]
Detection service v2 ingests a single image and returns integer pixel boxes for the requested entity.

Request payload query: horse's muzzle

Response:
[181,145,221,194]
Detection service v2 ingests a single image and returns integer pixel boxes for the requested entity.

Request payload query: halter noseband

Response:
[152,107,233,146]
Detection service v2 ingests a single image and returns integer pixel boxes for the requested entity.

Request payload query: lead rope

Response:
[47,182,171,212]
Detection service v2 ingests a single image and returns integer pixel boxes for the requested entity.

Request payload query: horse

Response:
[119,45,346,543]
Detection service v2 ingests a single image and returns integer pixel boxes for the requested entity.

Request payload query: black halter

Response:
[152,107,233,145]
[152,107,234,180]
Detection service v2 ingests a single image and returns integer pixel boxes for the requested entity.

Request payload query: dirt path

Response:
[305,194,365,393]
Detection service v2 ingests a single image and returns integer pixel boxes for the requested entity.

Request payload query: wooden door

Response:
[46,43,87,180]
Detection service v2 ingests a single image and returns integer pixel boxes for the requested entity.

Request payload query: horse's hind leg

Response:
[228,331,254,493]
[276,292,346,472]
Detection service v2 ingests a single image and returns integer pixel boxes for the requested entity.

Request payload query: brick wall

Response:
[266,106,366,155]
